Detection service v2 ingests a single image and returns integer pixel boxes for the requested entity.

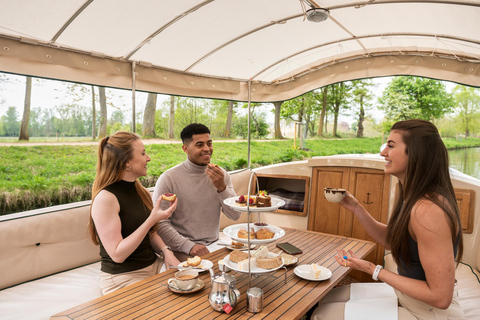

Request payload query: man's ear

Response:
[182,144,188,154]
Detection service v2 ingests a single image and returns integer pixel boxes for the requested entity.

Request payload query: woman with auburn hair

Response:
[313,120,464,319]
[88,131,179,295]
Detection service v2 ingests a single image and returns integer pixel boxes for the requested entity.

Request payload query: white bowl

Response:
[324,188,346,203]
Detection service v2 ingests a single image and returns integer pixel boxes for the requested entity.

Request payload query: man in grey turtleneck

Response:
[153,123,240,261]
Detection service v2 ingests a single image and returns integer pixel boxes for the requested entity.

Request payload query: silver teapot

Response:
[208,263,240,312]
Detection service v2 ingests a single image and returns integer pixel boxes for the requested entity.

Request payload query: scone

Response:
[207,163,219,169]
[238,229,256,239]
[187,255,201,267]
[162,193,177,202]
[256,227,275,239]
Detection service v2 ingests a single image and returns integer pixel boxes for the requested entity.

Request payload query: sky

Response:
[0,72,394,125]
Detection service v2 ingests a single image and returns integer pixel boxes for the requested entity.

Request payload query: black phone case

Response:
[276,242,303,255]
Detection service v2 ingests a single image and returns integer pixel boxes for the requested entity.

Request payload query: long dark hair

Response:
[88,131,154,245]
[385,120,463,267]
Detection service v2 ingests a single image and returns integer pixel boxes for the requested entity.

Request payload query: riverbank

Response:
[2,137,480,215]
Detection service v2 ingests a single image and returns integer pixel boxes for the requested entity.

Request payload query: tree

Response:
[98,87,107,138]
[2,107,20,136]
[350,79,375,138]
[315,87,328,136]
[273,101,284,138]
[453,85,480,137]
[379,76,454,121]
[169,96,175,139]
[281,92,320,137]
[143,93,157,136]
[19,76,32,140]
[328,82,350,137]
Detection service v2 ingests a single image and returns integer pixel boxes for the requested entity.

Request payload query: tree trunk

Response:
[273,101,284,139]
[465,115,469,138]
[91,86,96,139]
[357,95,364,138]
[324,110,328,134]
[169,96,175,139]
[143,93,157,136]
[317,87,327,136]
[98,87,107,138]
[333,103,339,137]
[19,76,32,141]
[225,101,234,138]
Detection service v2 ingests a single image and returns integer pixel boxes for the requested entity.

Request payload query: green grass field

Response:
[2,137,480,214]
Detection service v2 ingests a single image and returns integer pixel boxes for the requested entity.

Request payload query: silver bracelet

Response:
[372,265,383,281]
[160,245,172,252]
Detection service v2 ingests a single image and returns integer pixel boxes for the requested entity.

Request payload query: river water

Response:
[448,147,480,180]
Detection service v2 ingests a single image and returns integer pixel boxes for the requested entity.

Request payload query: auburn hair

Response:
[88,131,154,245]
[385,120,463,269]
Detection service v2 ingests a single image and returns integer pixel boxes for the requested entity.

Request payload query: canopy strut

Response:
[132,61,136,133]
[247,80,252,169]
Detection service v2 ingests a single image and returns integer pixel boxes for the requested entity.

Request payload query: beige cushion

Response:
[0,262,101,320]
[384,252,480,318]
[0,203,100,290]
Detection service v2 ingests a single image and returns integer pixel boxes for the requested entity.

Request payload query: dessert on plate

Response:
[238,228,256,239]
[256,190,272,207]
[256,227,275,239]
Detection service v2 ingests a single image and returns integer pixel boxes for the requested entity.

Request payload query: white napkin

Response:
[345,283,398,320]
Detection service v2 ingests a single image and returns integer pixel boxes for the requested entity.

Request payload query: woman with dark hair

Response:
[88,131,179,295]
[313,120,464,319]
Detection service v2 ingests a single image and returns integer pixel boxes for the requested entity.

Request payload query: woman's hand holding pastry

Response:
[151,196,177,223]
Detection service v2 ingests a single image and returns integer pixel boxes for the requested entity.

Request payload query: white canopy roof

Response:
[0,0,479,102]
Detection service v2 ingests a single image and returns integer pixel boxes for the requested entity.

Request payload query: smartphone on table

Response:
[276,242,303,255]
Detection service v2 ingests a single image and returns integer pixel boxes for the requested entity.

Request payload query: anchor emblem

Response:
[363,193,373,205]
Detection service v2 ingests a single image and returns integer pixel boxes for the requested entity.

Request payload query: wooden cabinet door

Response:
[348,168,391,282]
[308,167,349,235]
[308,166,391,282]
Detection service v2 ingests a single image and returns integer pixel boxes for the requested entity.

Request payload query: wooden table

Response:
[51,228,375,320]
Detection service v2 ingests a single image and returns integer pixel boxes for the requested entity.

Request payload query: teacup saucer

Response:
[167,278,205,294]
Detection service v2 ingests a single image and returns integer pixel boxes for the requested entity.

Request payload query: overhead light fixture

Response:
[306,8,330,22]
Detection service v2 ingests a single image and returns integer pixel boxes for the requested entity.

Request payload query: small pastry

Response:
[187,255,201,267]
[162,193,176,202]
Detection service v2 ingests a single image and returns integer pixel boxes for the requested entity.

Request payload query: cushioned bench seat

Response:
[0,262,102,320]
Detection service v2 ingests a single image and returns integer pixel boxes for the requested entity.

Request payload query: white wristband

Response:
[372,265,383,281]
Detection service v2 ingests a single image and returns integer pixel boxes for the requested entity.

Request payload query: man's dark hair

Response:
[180,123,210,144]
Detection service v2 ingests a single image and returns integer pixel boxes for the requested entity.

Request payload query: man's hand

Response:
[189,244,210,256]
[205,164,226,192]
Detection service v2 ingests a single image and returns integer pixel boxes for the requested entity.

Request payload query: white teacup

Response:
[168,270,199,291]
[324,188,347,203]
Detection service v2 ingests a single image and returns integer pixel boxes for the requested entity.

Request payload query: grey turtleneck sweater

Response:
[152,158,240,254]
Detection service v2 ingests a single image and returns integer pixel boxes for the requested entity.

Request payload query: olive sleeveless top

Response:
[97,180,156,274]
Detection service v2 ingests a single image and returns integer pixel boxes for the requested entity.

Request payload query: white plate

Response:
[223,223,285,244]
[280,253,299,266]
[177,259,213,272]
[223,196,286,212]
[294,265,332,281]
[224,252,284,274]
[167,278,205,294]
